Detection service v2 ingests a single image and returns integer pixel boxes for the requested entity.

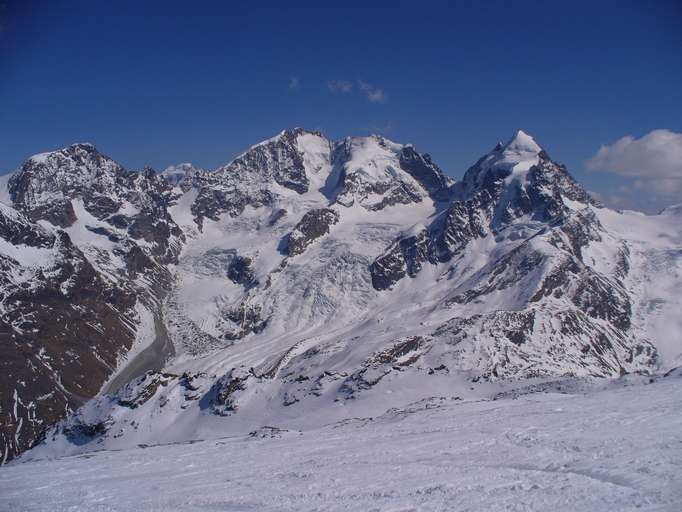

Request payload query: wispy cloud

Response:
[327,80,354,93]
[358,80,387,103]
[327,79,388,103]
[288,77,300,90]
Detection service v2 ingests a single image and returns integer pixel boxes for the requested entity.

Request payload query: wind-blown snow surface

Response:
[2,375,681,511]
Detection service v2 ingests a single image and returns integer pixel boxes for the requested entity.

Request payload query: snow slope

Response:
[2,375,681,511]
[596,205,682,369]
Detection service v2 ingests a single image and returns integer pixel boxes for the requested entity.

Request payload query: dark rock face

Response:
[335,167,424,210]
[432,199,490,261]
[248,426,293,438]
[206,367,256,416]
[117,372,177,409]
[251,128,313,194]
[285,208,340,256]
[9,146,184,265]
[123,167,185,264]
[370,228,429,290]
[62,418,112,445]
[23,199,78,228]
[370,143,599,291]
[366,336,429,366]
[398,146,452,201]
[331,135,451,211]
[191,174,275,226]
[338,367,392,398]
[571,273,631,330]
[445,246,547,306]
[221,302,268,340]
[0,148,183,463]
[191,129,326,225]
[227,255,255,286]
[124,245,156,278]
[0,205,54,247]
[9,143,125,223]
[0,207,137,462]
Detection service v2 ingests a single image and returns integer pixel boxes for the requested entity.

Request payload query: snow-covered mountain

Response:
[160,163,203,188]
[1,128,680,462]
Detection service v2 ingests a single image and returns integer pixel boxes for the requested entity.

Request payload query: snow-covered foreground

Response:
[2,376,681,511]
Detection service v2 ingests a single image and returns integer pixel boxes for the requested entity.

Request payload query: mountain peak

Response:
[464,130,543,186]
[457,128,598,212]
[28,142,98,165]
[501,130,542,156]
[10,142,126,226]
[289,127,325,138]
[162,163,203,186]
[69,142,97,151]
[235,128,327,161]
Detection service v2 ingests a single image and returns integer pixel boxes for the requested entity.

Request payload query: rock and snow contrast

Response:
[0,128,681,509]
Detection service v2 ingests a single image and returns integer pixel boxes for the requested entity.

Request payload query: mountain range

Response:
[1,128,680,463]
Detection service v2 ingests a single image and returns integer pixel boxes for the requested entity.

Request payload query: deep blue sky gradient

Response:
[1,0,681,211]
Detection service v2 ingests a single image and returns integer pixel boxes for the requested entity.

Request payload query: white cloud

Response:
[366,89,386,103]
[587,129,682,179]
[288,77,300,90]
[358,80,387,103]
[327,80,353,93]
[587,129,682,211]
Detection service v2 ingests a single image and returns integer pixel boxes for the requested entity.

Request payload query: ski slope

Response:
[2,374,681,511]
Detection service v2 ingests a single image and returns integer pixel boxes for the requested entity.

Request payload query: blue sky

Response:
[1,0,681,212]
